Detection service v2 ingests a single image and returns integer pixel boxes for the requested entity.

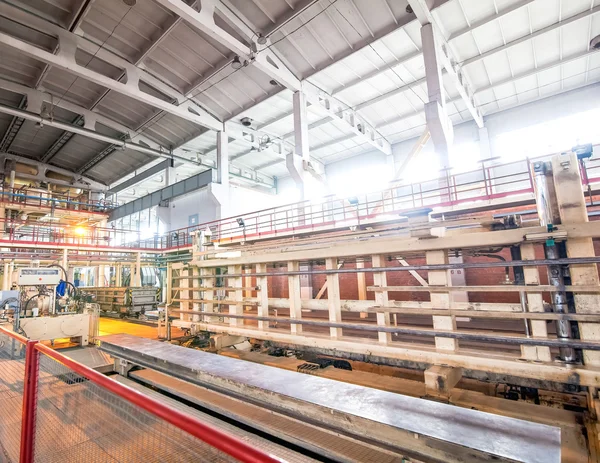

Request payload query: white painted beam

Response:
[0,2,222,131]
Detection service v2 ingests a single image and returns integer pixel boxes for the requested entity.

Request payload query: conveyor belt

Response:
[99,334,561,463]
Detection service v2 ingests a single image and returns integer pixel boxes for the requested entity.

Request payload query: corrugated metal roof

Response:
[0,0,598,198]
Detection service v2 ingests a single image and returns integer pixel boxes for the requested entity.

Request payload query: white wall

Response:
[322,82,600,187]
[161,184,279,230]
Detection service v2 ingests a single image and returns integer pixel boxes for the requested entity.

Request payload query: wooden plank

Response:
[288,261,302,335]
[520,243,551,362]
[191,322,600,387]
[368,285,600,293]
[228,265,243,327]
[315,260,344,300]
[552,152,600,367]
[256,263,268,331]
[356,260,367,319]
[326,257,342,339]
[427,250,456,351]
[372,255,391,344]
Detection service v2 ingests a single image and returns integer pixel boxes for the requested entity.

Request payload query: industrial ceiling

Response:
[0,0,598,202]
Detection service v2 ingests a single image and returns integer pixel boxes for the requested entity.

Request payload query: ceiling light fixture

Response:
[591,34,600,50]
[123,0,136,6]
[231,56,243,70]
[257,34,267,45]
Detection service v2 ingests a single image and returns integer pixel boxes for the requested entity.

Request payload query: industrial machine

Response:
[84,286,159,318]
[0,265,99,346]
[160,151,600,461]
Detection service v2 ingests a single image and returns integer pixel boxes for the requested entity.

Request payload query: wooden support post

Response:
[552,153,600,366]
[201,267,216,323]
[288,261,302,335]
[424,365,462,397]
[228,265,243,327]
[180,268,189,322]
[372,255,392,344]
[315,260,344,300]
[356,260,368,319]
[244,267,252,302]
[520,244,552,362]
[326,258,342,339]
[191,266,200,322]
[256,263,269,331]
[426,250,457,351]
[166,265,173,305]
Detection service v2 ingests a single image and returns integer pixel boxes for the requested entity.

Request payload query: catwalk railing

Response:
[2,153,600,251]
[0,326,281,463]
[0,186,116,214]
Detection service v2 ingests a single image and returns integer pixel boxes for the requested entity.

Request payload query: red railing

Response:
[1,152,599,252]
[0,326,280,463]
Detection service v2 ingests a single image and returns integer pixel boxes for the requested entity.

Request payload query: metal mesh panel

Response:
[0,331,26,462]
[33,354,237,463]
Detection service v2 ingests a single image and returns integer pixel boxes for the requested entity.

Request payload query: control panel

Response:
[18,268,61,286]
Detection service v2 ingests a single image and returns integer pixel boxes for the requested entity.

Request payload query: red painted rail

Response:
[0,326,281,463]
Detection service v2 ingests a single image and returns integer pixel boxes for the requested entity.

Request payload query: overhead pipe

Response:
[0,104,199,167]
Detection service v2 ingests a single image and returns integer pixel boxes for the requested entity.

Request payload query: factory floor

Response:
[98,318,185,340]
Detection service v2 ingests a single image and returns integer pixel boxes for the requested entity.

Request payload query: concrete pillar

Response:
[421,23,453,159]
[165,160,175,186]
[217,131,229,187]
[61,248,68,274]
[2,262,9,291]
[293,91,310,163]
[98,265,106,287]
[478,127,492,161]
[287,91,310,200]
[133,253,142,287]
[116,264,122,287]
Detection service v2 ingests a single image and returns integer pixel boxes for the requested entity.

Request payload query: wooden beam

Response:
[288,261,302,335]
[427,250,456,351]
[326,258,342,339]
[372,255,391,345]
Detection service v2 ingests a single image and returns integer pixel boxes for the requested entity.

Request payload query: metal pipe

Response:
[0,104,198,167]
[169,310,600,351]
[533,161,576,362]
[207,256,600,278]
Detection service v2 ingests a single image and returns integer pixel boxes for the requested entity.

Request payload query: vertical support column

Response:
[133,252,142,287]
[372,255,392,344]
[2,262,9,291]
[478,127,492,161]
[426,250,457,351]
[243,268,252,301]
[356,260,368,319]
[228,265,243,327]
[325,258,342,339]
[20,340,39,463]
[420,23,453,162]
[115,264,122,287]
[200,267,215,323]
[293,91,310,163]
[180,268,190,322]
[256,263,269,331]
[287,261,302,335]
[217,131,229,187]
[166,264,172,306]
[98,265,106,287]
[61,248,68,277]
[520,244,552,362]
[552,153,600,366]
[191,266,200,322]
[287,91,309,202]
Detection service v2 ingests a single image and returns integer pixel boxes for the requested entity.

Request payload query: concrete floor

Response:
[98,318,185,340]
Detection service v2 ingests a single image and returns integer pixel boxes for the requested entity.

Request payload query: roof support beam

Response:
[407,0,483,127]
[154,0,391,156]
[108,160,173,195]
[0,2,223,131]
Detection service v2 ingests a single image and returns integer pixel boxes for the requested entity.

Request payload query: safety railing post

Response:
[20,340,40,463]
